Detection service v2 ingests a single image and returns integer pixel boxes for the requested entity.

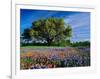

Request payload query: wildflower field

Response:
[20,46,90,69]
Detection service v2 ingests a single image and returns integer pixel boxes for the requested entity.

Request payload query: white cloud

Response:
[64,12,90,29]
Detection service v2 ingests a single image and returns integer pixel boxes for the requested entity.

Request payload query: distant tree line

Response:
[71,41,90,47]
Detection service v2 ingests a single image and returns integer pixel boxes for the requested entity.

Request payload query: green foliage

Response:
[22,28,31,39]
[55,40,71,47]
[22,17,72,46]
[31,17,72,46]
[71,41,90,47]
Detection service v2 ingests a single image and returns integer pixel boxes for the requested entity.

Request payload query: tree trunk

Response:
[47,38,52,46]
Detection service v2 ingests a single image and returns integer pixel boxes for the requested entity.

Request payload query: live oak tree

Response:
[28,17,72,46]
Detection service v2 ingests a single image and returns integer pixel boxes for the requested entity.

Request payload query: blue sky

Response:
[20,9,90,42]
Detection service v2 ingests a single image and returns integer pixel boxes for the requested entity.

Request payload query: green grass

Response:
[20,45,65,48]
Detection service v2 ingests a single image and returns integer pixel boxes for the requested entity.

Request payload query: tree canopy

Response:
[22,17,72,46]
